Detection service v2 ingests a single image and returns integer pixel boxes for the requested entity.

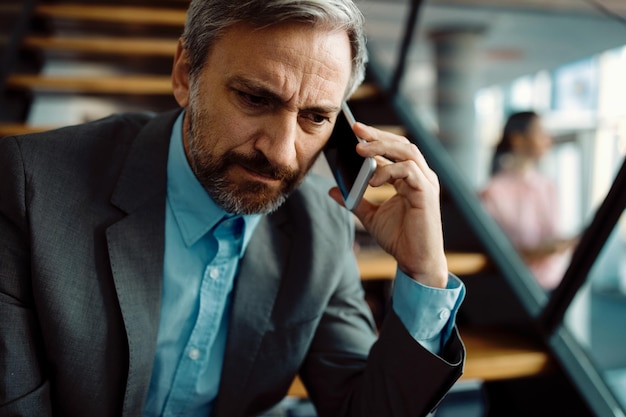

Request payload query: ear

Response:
[171,38,191,108]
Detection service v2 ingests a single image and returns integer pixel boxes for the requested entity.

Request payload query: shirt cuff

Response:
[392,269,465,354]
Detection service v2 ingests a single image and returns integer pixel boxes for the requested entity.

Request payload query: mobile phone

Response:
[323,103,377,211]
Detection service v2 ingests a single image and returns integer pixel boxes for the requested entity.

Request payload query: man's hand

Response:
[329,122,448,289]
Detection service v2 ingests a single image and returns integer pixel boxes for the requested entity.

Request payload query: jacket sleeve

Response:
[297,194,465,417]
[354,312,465,416]
[0,137,53,416]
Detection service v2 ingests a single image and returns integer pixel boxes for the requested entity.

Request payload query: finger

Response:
[353,122,407,145]
[370,160,435,192]
[372,154,393,167]
[352,122,439,194]
[362,142,438,189]
[353,123,431,172]
[358,139,430,175]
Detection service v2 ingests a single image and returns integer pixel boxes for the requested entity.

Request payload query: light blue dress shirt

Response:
[143,112,465,417]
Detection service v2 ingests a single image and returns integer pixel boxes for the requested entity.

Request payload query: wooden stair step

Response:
[22,35,178,57]
[288,326,555,398]
[5,74,173,95]
[5,74,380,99]
[0,123,55,138]
[460,327,554,381]
[348,83,382,101]
[0,122,405,142]
[372,125,407,136]
[356,249,488,280]
[35,4,187,26]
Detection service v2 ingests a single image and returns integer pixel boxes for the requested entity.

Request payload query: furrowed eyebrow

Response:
[229,75,341,115]
[305,104,342,116]
[230,76,282,102]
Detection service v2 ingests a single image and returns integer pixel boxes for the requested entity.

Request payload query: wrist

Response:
[405,268,449,289]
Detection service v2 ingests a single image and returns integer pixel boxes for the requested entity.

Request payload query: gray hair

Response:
[181,0,367,98]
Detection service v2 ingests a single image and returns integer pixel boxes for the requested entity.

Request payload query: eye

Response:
[237,91,270,108]
[300,111,331,126]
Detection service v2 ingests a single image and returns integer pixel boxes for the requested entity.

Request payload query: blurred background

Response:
[1,0,625,415]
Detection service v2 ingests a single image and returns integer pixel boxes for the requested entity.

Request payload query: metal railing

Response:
[365,0,626,415]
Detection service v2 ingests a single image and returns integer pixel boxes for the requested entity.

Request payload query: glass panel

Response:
[475,47,626,306]
[477,108,588,296]
[562,208,626,413]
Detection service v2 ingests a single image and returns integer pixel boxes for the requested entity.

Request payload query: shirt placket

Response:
[162,218,243,416]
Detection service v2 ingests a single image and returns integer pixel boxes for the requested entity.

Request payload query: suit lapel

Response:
[214,210,291,417]
[104,108,293,416]
[106,110,180,417]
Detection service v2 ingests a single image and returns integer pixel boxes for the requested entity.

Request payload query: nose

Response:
[254,112,299,169]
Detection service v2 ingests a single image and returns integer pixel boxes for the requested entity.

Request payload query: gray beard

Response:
[185,109,301,215]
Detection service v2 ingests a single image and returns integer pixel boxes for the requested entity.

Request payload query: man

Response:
[0,1,465,416]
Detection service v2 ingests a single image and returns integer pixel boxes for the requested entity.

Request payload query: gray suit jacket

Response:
[0,110,464,417]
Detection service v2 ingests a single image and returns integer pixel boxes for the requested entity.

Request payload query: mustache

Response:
[226,151,298,182]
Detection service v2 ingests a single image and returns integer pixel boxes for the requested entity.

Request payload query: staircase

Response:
[0,1,610,416]
[0,1,184,136]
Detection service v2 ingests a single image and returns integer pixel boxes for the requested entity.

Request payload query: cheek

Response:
[296,140,326,170]
[533,142,548,157]
[212,113,259,154]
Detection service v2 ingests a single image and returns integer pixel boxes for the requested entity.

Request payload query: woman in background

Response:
[480,111,578,291]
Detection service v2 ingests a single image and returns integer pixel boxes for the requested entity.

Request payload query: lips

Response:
[238,164,282,182]
[233,157,279,177]
[225,150,300,187]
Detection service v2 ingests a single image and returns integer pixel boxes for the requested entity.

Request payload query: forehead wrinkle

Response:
[275,49,348,112]
[244,65,345,116]
[221,24,350,112]
[229,72,340,116]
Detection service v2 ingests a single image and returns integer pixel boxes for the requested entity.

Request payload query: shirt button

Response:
[209,267,220,280]
[188,348,200,360]
[438,309,450,321]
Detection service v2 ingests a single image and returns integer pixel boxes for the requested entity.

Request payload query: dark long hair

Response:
[490,111,539,175]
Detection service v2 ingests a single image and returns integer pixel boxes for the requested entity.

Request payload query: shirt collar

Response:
[167,111,261,250]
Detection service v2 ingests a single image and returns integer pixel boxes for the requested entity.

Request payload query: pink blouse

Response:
[480,169,570,290]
